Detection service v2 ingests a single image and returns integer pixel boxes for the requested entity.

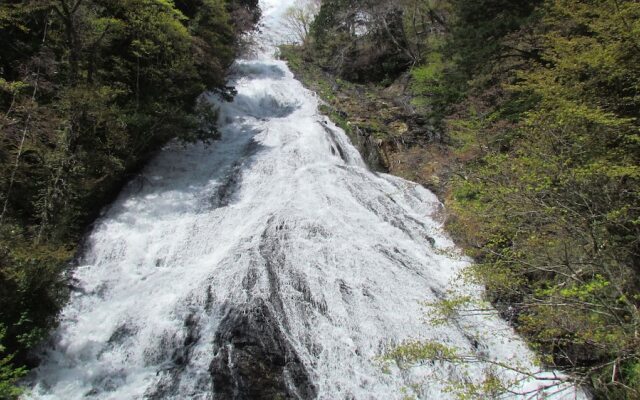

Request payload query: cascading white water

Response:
[26,1,585,399]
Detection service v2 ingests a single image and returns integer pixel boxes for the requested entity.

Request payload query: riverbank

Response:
[279,20,640,395]
[279,45,457,201]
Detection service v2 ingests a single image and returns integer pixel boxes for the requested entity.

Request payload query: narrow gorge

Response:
[24,1,584,399]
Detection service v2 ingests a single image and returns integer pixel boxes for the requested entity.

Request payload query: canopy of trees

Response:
[296,0,640,398]
[0,1,258,397]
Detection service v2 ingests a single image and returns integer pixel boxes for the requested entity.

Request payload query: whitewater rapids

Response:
[25,1,584,399]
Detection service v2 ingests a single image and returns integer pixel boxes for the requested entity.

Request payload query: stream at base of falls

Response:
[24,1,585,399]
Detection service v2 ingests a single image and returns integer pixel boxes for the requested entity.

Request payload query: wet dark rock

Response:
[106,324,136,347]
[348,125,388,173]
[215,165,243,207]
[321,121,386,172]
[322,123,348,164]
[210,302,316,400]
[145,313,204,399]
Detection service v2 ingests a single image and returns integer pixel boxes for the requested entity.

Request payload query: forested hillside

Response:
[0,1,258,397]
[283,0,640,398]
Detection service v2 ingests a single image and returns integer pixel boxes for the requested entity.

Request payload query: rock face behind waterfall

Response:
[25,1,584,399]
[210,303,316,400]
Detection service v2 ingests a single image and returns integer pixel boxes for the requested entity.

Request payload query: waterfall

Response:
[25,1,584,399]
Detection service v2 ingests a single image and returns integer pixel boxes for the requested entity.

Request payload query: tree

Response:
[282,0,320,44]
[0,326,25,400]
[0,0,258,388]
[439,1,640,397]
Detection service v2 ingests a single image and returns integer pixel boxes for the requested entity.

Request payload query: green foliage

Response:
[0,0,256,389]
[308,0,417,82]
[385,339,542,399]
[302,0,640,398]
[410,48,464,122]
[0,327,25,400]
[387,340,460,366]
[440,1,640,398]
